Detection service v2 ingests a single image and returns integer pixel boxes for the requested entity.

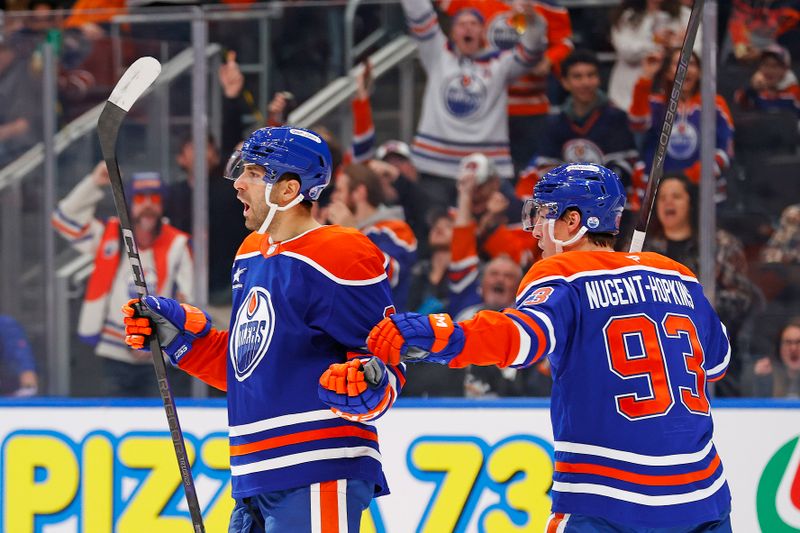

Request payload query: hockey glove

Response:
[318,357,391,419]
[122,295,211,365]
[367,312,465,366]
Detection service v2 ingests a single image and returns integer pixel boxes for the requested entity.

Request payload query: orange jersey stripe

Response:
[708,370,727,383]
[51,217,89,239]
[230,426,378,457]
[413,140,510,157]
[555,454,722,487]
[546,513,566,533]
[320,480,340,533]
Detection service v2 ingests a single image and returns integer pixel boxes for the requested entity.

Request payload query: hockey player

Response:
[122,127,405,532]
[365,163,733,531]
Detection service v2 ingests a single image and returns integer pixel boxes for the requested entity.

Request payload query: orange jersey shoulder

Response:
[235,231,265,258]
[517,251,697,296]
[283,225,389,283]
[368,219,417,248]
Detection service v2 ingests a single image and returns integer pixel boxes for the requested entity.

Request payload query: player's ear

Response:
[568,209,582,231]
[278,175,302,202]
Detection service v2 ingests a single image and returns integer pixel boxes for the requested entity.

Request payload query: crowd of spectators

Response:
[2,0,800,399]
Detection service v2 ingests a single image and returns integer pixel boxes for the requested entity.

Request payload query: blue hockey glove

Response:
[122,295,211,365]
[367,312,465,365]
[318,357,391,419]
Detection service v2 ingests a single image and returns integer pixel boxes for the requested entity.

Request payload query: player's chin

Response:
[243,215,258,231]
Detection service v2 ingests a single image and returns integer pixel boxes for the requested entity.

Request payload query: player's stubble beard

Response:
[246,184,284,235]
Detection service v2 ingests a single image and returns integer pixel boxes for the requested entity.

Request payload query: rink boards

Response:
[0,398,798,532]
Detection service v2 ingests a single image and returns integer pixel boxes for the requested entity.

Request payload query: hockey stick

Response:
[97,57,206,533]
[629,0,705,253]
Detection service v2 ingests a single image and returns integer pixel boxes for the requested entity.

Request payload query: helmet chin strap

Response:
[257,183,306,235]
[547,218,588,254]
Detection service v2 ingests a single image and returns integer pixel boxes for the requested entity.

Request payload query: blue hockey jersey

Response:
[447,251,731,527]
[180,225,404,499]
[359,206,418,312]
[530,98,647,210]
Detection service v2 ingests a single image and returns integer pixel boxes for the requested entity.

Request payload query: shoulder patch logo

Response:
[229,287,276,381]
[522,286,554,306]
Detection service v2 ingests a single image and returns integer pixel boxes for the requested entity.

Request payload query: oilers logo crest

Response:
[443,72,487,118]
[667,120,698,160]
[562,139,604,165]
[486,13,520,50]
[230,287,276,381]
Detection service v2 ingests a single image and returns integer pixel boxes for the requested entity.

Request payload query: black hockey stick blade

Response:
[629,0,705,253]
[97,56,206,533]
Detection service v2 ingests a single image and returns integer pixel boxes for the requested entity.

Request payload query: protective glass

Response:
[223,149,243,181]
[223,150,268,184]
[522,200,560,231]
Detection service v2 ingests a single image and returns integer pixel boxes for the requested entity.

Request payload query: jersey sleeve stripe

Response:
[387,363,406,390]
[505,309,547,365]
[554,439,714,466]
[521,308,557,355]
[51,214,91,239]
[706,323,731,379]
[52,206,89,231]
[551,474,727,507]
[281,251,388,286]
[510,319,532,366]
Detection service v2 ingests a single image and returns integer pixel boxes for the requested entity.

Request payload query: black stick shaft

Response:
[629,0,705,253]
[98,103,206,533]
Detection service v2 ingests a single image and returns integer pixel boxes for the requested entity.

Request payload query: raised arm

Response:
[401,0,446,71]
[501,2,547,82]
[51,162,109,255]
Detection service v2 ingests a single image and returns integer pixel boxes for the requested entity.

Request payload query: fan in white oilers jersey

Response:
[123,126,405,533]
